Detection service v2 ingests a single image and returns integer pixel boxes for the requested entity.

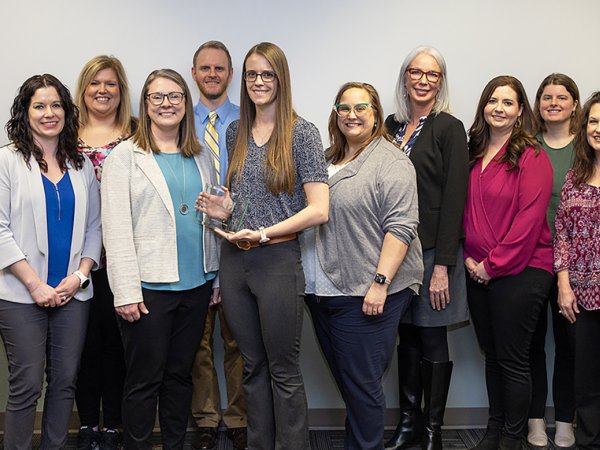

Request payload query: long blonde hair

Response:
[226,42,297,194]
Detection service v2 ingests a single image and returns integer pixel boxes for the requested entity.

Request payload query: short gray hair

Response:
[394,46,451,123]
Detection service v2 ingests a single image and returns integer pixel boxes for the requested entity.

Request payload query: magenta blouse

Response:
[554,169,600,310]
[463,144,553,278]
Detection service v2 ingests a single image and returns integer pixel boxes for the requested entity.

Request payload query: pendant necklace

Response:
[162,152,189,215]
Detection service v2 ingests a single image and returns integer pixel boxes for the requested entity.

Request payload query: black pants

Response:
[119,283,211,450]
[467,267,552,439]
[76,268,126,429]
[529,276,575,421]
[575,308,600,450]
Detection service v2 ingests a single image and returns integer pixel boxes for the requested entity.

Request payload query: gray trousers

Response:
[220,240,309,450]
[0,298,90,450]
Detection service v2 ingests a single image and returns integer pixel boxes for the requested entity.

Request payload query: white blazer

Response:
[101,140,220,307]
[0,144,102,303]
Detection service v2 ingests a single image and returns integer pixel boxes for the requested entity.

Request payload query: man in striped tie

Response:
[190,40,244,450]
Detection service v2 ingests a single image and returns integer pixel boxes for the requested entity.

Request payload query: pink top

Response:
[554,169,600,310]
[463,144,553,278]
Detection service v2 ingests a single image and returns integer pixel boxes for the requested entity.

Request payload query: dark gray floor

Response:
[21,428,488,449]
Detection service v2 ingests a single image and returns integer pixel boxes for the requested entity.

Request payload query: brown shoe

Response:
[226,427,248,450]
[192,427,217,450]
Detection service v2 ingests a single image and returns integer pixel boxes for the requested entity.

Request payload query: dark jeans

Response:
[529,276,575,421]
[306,289,413,450]
[76,268,126,429]
[119,283,211,450]
[575,308,600,450]
[467,267,552,439]
[220,240,309,450]
[0,298,90,450]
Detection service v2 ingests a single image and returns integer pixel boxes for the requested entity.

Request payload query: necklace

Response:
[252,124,273,147]
[162,153,189,215]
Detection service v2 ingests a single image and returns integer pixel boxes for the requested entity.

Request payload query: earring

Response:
[515,116,522,128]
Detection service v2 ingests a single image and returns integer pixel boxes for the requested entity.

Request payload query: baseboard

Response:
[308,407,493,429]
[0,407,556,432]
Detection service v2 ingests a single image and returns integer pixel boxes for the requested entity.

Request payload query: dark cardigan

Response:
[384,111,469,266]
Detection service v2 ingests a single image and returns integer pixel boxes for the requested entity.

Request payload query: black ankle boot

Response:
[470,426,501,450]
[385,346,423,450]
[421,359,453,450]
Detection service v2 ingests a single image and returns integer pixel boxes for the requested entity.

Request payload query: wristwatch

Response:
[258,226,270,244]
[73,270,90,289]
[374,273,391,285]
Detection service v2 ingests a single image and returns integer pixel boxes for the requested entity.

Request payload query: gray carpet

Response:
[21,428,489,449]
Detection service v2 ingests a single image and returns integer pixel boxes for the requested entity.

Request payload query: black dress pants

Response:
[119,283,211,450]
[528,276,575,421]
[76,268,126,429]
[467,267,552,439]
[575,308,600,450]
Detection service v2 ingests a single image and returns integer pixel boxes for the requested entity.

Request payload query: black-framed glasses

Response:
[333,103,374,117]
[406,68,442,83]
[146,92,185,106]
[243,70,277,82]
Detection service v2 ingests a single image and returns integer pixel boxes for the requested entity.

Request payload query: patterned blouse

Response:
[78,135,124,268]
[554,169,600,310]
[393,116,427,156]
[77,136,124,182]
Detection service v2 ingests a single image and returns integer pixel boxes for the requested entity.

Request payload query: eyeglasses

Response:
[146,92,185,106]
[406,68,442,83]
[244,70,277,82]
[333,103,374,117]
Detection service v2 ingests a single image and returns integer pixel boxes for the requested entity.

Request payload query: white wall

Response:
[0,0,596,415]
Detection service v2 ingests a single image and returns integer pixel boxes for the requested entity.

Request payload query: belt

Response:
[235,233,297,251]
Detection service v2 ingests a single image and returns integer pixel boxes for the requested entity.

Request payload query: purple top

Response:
[463,144,553,278]
[554,169,600,310]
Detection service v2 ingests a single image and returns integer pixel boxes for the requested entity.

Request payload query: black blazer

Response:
[385,111,468,266]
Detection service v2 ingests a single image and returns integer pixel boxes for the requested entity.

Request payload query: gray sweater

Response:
[315,137,423,296]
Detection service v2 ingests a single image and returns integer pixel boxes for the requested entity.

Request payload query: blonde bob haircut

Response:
[132,68,201,157]
[75,55,134,136]
[226,42,297,195]
[393,46,451,124]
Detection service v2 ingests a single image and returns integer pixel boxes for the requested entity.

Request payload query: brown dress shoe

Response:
[192,427,217,450]
[226,427,248,450]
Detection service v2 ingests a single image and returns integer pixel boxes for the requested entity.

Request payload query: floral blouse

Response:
[77,136,124,268]
[77,136,124,182]
[554,169,600,310]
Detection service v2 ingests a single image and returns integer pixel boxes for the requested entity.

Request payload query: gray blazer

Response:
[0,144,102,303]
[316,137,424,296]
[101,140,220,307]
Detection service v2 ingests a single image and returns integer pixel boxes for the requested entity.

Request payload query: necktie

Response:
[204,111,220,183]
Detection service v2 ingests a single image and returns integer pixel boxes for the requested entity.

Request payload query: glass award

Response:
[202,184,248,233]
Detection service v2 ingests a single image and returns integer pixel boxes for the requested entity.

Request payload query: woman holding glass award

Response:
[199,42,329,450]
[101,68,220,449]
